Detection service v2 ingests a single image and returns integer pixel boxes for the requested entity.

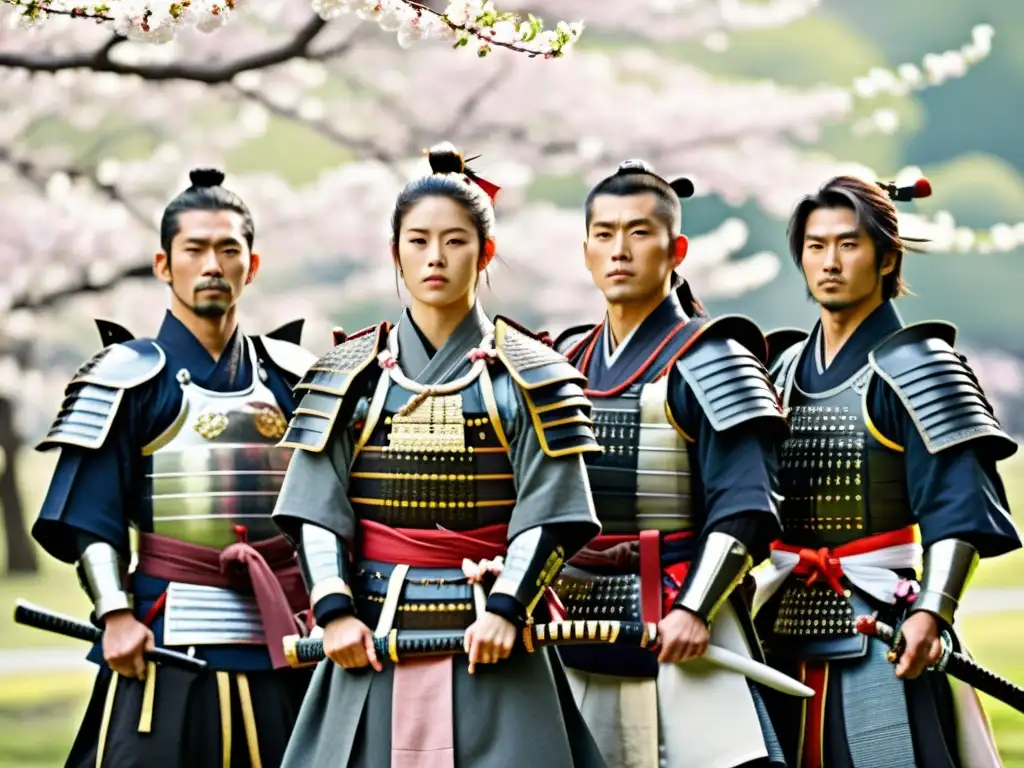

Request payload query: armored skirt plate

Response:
[162,582,266,647]
[552,564,644,623]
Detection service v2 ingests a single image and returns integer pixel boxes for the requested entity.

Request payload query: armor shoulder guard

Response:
[673,315,785,433]
[255,336,318,380]
[493,316,602,460]
[94,318,135,347]
[265,318,305,345]
[868,321,1018,460]
[36,339,165,453]
[279,323,389,453]
[553,323,597,358]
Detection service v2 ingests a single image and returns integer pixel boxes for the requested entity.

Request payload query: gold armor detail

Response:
[386,394,466,454]
[194,411,230,440]
[252,404,287,439]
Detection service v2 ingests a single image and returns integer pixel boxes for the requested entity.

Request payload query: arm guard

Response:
[673,532,753,624]
[489,526,565,620]
[671,316,786,435]
[909,538,979,626]
[298,524,354,626]
[869,321,1017,460]
[278,323,388,453]
[76,542,131,621]
[494,316,602,460]
[36,340,165,453]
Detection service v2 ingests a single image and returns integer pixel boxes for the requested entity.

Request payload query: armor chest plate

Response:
[587,377,695,534]
[144,340,293,549]
[348,375,516,530]
[779,366,912,548]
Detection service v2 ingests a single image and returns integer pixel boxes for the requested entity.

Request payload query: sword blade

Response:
[702,645,814,698]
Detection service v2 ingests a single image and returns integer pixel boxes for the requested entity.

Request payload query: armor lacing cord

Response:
[377,333,497,416]
[793,547,847,596]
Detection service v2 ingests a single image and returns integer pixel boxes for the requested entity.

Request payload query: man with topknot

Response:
[32,168,318,767]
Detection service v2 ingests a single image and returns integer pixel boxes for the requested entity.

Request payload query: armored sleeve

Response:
[669,315,786,437]
[484,338,602,623]
[493,316,603,460]
[32,342,165,563]
[36,340,165,453]
[298,523,355,627]
[279,323,387,453]
[865,365,1020,565]
[867,321,1017,460]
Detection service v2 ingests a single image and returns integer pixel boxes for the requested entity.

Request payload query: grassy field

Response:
[1,450,1022,766]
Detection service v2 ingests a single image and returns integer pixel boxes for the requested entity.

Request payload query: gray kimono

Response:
[272,303,608,767]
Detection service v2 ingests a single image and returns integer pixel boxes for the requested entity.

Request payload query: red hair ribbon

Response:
[469,174,501,205]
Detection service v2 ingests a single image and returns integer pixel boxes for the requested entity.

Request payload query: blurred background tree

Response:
[0,3,1022,764]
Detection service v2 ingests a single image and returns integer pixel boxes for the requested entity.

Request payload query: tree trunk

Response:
[0,396,37,574]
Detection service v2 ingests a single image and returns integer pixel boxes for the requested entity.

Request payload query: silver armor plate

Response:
[144,338,294,548]
[162,582,266,646]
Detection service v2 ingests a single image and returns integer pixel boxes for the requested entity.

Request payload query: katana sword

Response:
[13,599,208,673]
[856,614,1024,715]
[283,619,813,698]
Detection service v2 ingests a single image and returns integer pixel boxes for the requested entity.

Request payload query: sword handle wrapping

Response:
[14,599,207,673]
[283,620,660,668]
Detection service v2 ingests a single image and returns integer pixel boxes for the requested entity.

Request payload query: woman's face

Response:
[394,195,488,310]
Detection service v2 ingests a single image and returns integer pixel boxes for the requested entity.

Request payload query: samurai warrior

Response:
[553,160,790,768]
[31,168,318,767]
[754,174,1021,767]
[270,143,609,767]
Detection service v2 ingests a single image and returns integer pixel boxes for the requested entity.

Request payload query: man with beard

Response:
[553,160,789,768]
[32,168,318,767]
[754,175,1020,767]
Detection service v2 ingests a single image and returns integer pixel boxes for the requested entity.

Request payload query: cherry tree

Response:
[0,0,1015,572]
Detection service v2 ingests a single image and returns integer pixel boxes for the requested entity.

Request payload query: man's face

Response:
[583,192,677,305]
[801,206,893,312]
[154,209,258,318]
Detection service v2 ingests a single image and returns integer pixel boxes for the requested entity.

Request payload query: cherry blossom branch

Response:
[3,1,586,56]
[0,13,330,82]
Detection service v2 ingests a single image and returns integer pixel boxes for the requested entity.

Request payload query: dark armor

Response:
[285,318,600,634]
[766,321,1017,659]
[558,316,784,623]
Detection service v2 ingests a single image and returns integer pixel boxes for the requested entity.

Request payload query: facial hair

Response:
[192,277,232,318]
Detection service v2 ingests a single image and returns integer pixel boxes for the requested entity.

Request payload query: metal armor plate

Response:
[551,565,643,622]
[145,338,294,549]
[354,560,477,633]
[778,367,913,548]
[162,582,266,647]
[587,377,694,534]
[348,373,518,530]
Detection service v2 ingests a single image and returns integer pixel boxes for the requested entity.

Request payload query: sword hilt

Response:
[856,612,1024,714]
[283,619,660,668]
[14,599,207,673]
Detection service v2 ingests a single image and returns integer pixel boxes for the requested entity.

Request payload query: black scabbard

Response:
[14,599,207,673]
[283,619,658,668]
[856,614,1024,715]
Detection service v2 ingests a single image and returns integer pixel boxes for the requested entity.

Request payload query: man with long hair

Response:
[755,174,1021,767]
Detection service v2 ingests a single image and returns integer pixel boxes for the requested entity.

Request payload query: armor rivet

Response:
[176,368,192,385]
